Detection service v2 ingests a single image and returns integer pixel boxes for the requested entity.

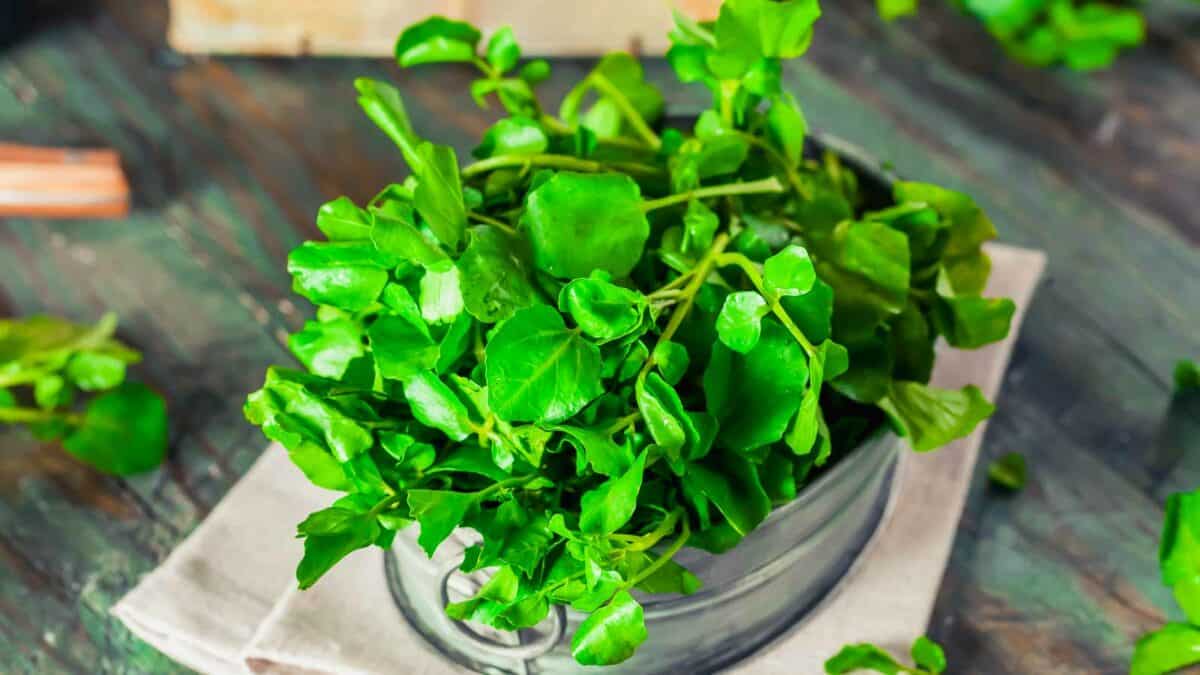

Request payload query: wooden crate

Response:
[168,0,722,57]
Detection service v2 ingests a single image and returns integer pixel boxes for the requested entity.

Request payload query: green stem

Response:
[467,211,518,236]
[588,73,662,150]
[476,474,538,501]
[461,153,663,179]
[539,115,651,153]
[0,406,80,426]
[740,133,813,201]
[605,411,642,436]
[369,494,402,516]
[641,177,784,213]
[622,509,682,553]
[715,252,817,357]
[620,517,690,592]
[641,233,732,377]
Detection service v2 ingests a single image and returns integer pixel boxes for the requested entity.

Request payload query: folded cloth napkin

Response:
[114,244,1045,675]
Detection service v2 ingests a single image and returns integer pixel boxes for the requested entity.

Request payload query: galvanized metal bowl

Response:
[385,131,902,675]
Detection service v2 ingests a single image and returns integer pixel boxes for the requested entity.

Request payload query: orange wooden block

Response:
[0,144,131,219]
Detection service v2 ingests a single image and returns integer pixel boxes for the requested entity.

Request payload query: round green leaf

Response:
[394,17,481,67]
[521,172,650,279]
[63,382,167,475]
[485,305,603,424]
[558,274,647,342]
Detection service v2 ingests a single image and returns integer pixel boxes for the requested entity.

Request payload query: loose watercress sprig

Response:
[1131,488,1200,675]
[879,0,1150,71]
[825,635,948,674]
[0,313,167,475]
[246,0,1015,665]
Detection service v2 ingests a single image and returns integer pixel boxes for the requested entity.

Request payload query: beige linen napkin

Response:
[115,244,1045,675]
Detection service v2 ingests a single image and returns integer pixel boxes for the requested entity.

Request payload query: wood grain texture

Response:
[167,0,723,56]
[0,1,1197,673]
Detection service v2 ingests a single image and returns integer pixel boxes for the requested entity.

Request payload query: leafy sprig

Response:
[879,0,1149,71]
[245,0,1015,665]
[825,635,948,674]
[0,313,167,475]
[1132,488,1200,675]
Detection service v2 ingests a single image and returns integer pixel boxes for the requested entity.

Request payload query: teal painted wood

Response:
[0,2,1196,673]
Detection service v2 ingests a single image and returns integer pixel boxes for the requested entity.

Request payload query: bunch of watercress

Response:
[0,313,167,475]
[878,0,1148,70]
[245,0,1015,665]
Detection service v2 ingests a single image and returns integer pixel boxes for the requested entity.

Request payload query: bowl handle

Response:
[437,558,567,661]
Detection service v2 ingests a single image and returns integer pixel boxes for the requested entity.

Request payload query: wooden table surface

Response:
[1,2,1197,673]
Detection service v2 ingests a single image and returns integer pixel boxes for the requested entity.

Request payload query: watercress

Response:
[0,313,167,475]
[879,0,1149,70]
[246,0,1015,665]
[1132,488,1200,675]
[825,635,948,674]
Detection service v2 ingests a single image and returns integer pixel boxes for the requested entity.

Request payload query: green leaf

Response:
[474,116,548,159]
[394,16,481,67]
[369,200,452,271]
[418,266,464,325]
[814,220,911,342]
[402,371,474,441]
[932,294,1015,349]
[522,172,650,279]
[485,305,604,424]
[296,507,380,589]
[289,319,364,379]
[911,636,947,674]
[711,0,822,77]
[407,489,479,557]
[877,0,919,21]
[823,643,904,674]
[355,78,421,169]
[580,451,647,535]
[485,26,521,72]
[878,381,995,452]
[368,315,439,380]
[763,244,816,298]
[683,199,719,253]
[554,425,635,477]
[987,452,1027,491]
[652,341,690,386]
[62,382,167,475]
[33,375,70,409]
[287,242,400,311]
[570,590,648,666]
[684,450,771,536]
[558,273,648,343]
[636,372,703,470]
[716,291,769,354]
[413,142,468,251]
[1131,623,1200,675]
[766,94,808,167]
[64,351,126,391]
[1175,360,1200,392]
[457,226,540,323]
[1160,490,1200,623]
[704,320,810,451]
[285,443,350,491]
[317,196,373,241]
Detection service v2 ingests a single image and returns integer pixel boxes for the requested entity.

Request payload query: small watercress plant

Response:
[878,0,1149,70]
[0,313,167,475]
[825,635,948,674]
[1132,488,1200,675]
[246,0,1015,665]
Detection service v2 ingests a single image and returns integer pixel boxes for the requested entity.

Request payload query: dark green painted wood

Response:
[0,2,1196,673]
